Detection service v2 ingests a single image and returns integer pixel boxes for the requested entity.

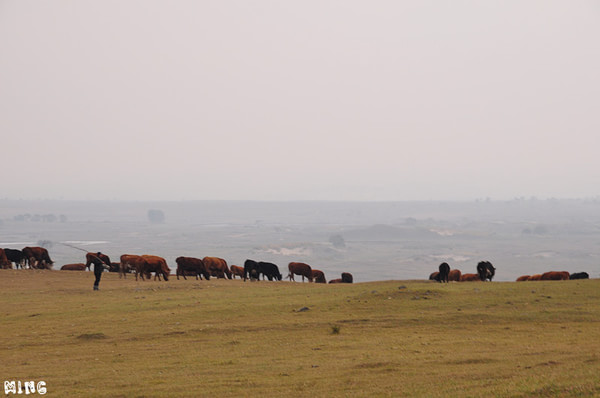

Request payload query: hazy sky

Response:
[1,1,599,201]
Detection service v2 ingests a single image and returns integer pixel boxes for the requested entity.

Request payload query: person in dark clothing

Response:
[92,252,109,290]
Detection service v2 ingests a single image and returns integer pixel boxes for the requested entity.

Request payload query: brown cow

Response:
[140,255,170,281]
[329,278,343,284]
[448,269,462,281]
[22,246,53,269]
[312,269,326,283]
[85,252,111,271]
[460,273,481,282]
[516,275,530,281]
[429,271,440,281]
[120,254,148,279]
[0,249,11,269]
[288,262,313,282]
[230,265,245,279]
[203,257,231,279]
[175,256,210,280]
[60,263,86,271]
[541,271,570,281]
[528,274,542,281]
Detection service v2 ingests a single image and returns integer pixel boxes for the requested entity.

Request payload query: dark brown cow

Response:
[288,262,313,282]
[329,278,343,284]
[230,265,245,279]
[108,262,121,273]
[175,256,210,280]
[528,274,542,281]
[541,271,570,281]
[0,249,11,269]
[460,273,481,282]
[516,275,530,281]
[203,257,231,279]
[312,269,326,283]
[448,269,462,281]
[140,255,170,281]
[22,246,53,269]
[85,252,111,271]
[60,263,86,271]
[341,272,353,283]
[429,271,440,281]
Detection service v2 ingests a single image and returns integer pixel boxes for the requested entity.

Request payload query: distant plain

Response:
[1,199,599,281]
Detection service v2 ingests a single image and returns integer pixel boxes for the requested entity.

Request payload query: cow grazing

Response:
[22,246,53,269]
[516,275,530,282]
[4,249,25,269]
[460,273,481,282]
[429,271,441,282]
[477,261,496,281]
[570,272,589,280]
[175,256,210,280]
[258,262,282,281]
[312,269,326,284]
[120,254,148,280]
[140,255,170,281]
[288,262,313,282]
[85,252,111,271]
[243,259,260,281]
[203,257,231,279]
[541,271,570,281]
[448,269,462,282]
[438,262,450,283]
[60,263,87,271]
[528,274,542,281]
[230,265,245,279]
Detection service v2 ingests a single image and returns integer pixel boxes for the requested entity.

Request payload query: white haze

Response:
[1,1,599,201]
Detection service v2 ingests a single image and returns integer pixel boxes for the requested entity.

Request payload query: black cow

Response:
[4,249,25,269]
[477,261,496,281]
[438,262,450,283]
[341,272,353,283]
[569,272,589,280]
[244,259,260,281]
[258,262,282,281]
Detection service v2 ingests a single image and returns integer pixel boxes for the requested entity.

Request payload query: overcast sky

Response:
[1,1,599,201]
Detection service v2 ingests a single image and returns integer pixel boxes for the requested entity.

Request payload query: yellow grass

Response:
[1,270,599,397]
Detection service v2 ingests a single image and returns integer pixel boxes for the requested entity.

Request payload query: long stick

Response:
[59,242,110,267]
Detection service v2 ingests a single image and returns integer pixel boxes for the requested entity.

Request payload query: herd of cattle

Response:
[1,247,593,283]
[0,247,353,284]
[428,261,591,282]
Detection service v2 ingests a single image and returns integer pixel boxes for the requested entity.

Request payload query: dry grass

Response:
[1,269,599,397]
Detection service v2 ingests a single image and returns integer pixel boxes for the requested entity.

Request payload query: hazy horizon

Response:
[2,1,599,201]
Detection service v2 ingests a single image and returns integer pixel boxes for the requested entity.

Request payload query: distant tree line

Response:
[12,214,68,223]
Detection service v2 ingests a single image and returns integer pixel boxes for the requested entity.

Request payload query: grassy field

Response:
[1,270,599,397]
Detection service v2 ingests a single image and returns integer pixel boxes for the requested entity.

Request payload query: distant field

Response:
[1,270,599,397]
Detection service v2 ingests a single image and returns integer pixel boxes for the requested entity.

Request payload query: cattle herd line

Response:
[1,247,593,284]
[0,246,353,284]
[429,261,591,282]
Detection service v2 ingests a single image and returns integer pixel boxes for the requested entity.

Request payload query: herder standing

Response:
[92,252,109,290]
